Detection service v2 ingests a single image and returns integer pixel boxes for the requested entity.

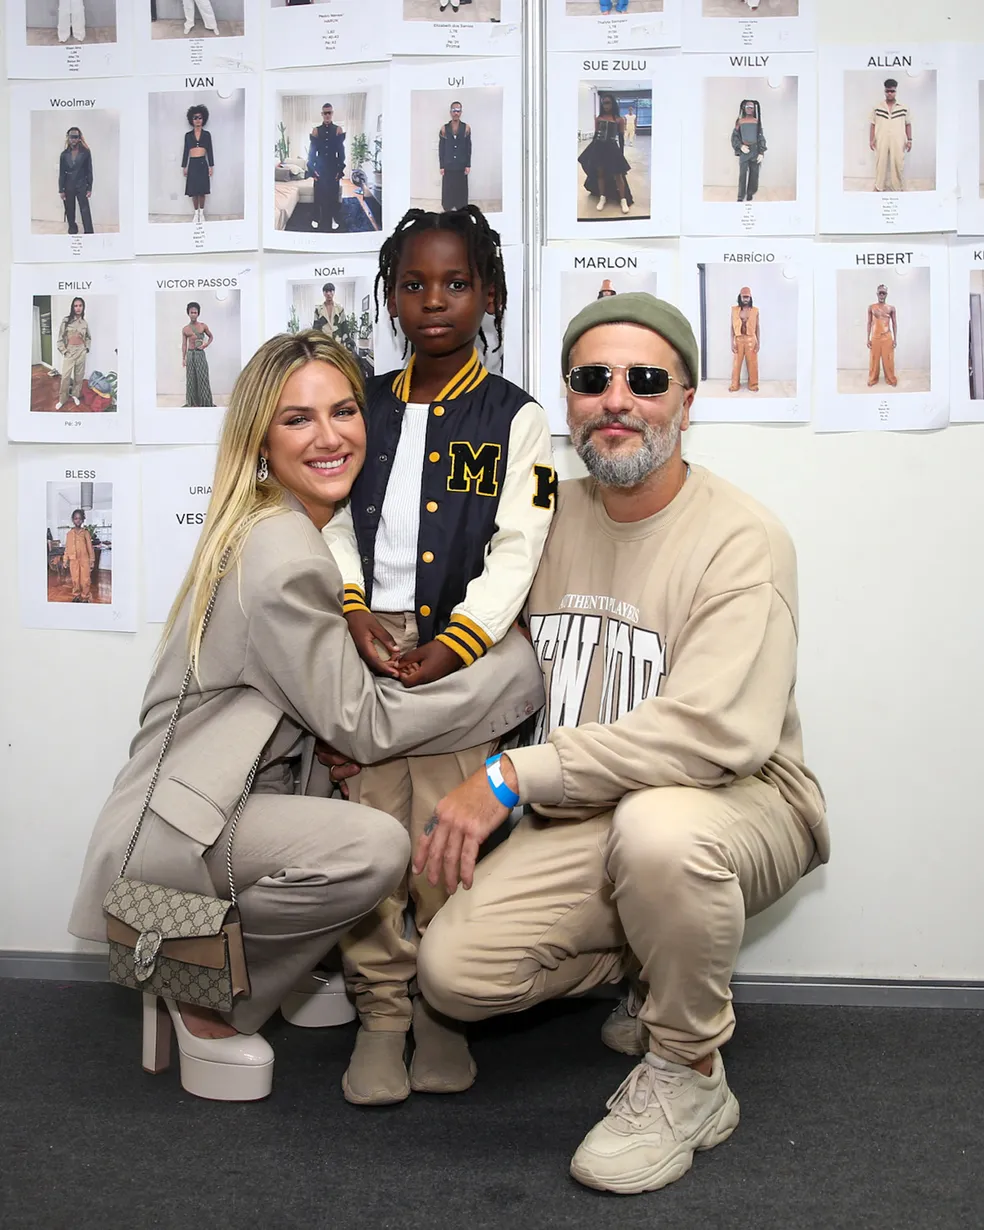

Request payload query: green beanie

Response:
[561,292,699,389]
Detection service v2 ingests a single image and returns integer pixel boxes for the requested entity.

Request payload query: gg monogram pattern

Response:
[103,878,230,937]
[107,942,234,1011]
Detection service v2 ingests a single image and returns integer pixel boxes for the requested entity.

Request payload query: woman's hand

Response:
[397,640,462,688]
[345,609,401,678]
[412,757,516,892]
[315,741,361,800]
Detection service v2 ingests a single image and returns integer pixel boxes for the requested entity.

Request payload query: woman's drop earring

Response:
[256,456,269,482]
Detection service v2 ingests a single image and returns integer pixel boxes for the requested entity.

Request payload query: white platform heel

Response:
[280,968,356,1029]
[141,993,274,1102]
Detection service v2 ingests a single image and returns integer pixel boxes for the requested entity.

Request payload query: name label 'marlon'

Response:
[574,256,638,269]
[855,252,913,265]
[867,55,913,67]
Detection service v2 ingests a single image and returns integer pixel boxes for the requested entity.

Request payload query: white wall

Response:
[409,88,504,207]
[703,263,798,382]
[148,90,246,220]
[3,1,984,987]
[843,70,937,185]
[155,290,242,403]
[978,83,983,188]
[30,110,121,228]
[29,0,117,26]
[703,77,798,194]
[49,294,119,379]
[835,267,931,372]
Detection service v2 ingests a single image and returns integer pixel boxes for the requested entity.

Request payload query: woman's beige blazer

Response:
[69,494,544,940]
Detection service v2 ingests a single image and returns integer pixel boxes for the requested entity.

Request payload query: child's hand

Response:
[396,640,462,688]
[345,610,401,678]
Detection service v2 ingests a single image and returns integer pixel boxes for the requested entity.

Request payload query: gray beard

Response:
[571,408,683,489]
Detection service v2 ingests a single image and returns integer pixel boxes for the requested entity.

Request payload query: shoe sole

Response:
[569,1092,740,1195]
[408,1060,477,1095]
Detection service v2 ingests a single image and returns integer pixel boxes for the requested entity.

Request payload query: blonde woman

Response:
[68,331,543,1104]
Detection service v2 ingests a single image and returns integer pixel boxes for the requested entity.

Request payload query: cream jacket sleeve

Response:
[320,503,368,615]
[508,532,798,808]
[437,400,556,665]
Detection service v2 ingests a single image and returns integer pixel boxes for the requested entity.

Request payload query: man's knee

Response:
[416,906,485,1022]
[607,787,733,887]
[358,807,412,904]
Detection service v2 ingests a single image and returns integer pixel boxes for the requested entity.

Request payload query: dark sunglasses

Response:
[566,363,682,397]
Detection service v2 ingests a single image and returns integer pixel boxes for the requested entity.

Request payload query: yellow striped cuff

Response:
[342,584,370,615]
[437,619,492,666]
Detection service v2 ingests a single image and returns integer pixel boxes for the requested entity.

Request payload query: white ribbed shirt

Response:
[370,401,429,612]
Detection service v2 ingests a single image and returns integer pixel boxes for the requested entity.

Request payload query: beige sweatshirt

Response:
[508,465,828,865]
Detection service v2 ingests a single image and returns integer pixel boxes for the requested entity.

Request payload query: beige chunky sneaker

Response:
[409,996,477,1094]
[570,1051,740,1194]
[341,1027,410,1106]
[600,986,647,1057]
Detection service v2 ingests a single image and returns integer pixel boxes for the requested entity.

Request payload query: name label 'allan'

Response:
[867,56,912,68]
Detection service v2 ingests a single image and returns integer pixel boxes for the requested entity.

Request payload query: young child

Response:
[323,206,556,1106]
[63,508,94,603]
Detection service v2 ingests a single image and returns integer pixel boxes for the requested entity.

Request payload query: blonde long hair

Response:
[160,330,367,674]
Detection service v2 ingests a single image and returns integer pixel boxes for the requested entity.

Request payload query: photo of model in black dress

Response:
[578,93,634,216]
[182,104,214,224]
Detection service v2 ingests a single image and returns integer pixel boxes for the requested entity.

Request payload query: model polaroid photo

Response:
[956,47,984,236]
[546,51,680,239]
[813,241,949,433]
[8,264,133,444]
[264,67,388,254]
[7,0,134,80]
[12,80,135,263]
[818,46,958,236]
[136,0,260,77]
[386,58,521,245]
[538,243,678,433]
[265,1,389,70]
[679,239,812,423]
[948,241,984,425]
[135,77,259,256]
[682,0,815,55]
[134,261,259,444]
[262,255,381,389]
[372,244,525,388]
[18,453,138,632]
[141,445,218,623]
[394,0,521,58]
[680,53,816,237]
[546,0,681,54]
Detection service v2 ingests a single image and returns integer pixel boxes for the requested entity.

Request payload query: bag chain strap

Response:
[116,550,260,908]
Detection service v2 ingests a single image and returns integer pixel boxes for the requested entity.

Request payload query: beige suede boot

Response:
[341,1027,410,1106]
[409,996,477,1094]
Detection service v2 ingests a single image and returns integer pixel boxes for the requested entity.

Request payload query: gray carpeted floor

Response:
[1,980,981,1229]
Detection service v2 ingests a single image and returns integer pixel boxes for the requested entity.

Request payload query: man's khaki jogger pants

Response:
[340,610,495,1032]
[418,776,817,1066]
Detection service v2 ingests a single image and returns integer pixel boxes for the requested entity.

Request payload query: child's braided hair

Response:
[375,205,507,359]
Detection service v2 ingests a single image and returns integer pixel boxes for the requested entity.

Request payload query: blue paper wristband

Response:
[485,754,520,809]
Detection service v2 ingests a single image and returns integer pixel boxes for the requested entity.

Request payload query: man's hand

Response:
[867,340,872,349]
[345,609,401,678]
[412,756,517,892]
[314,742,361,800]
[870,140,877,151]
[397,639,462,688]
[741,144,750,154]
[755,154,764,164]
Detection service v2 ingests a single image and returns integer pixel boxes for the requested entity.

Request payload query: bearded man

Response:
[414,292,828,1198]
